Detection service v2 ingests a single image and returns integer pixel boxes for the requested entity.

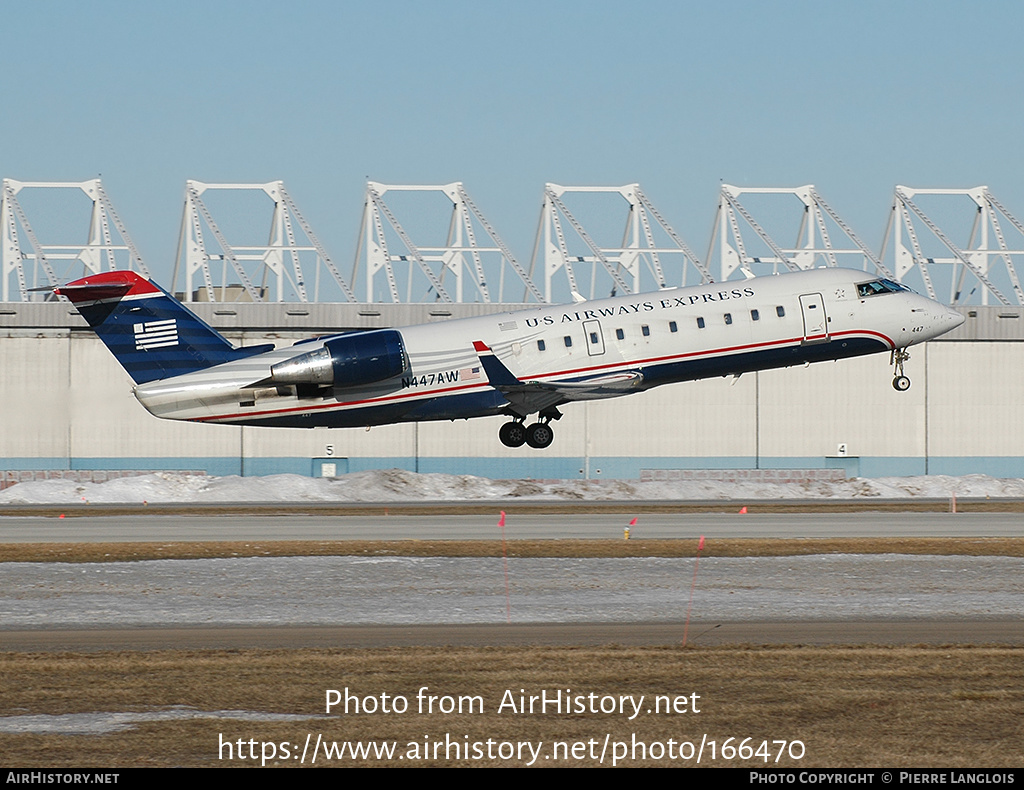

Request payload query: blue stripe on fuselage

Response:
[218,335,888,428]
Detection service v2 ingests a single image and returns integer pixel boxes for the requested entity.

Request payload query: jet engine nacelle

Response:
[268,330,407,389]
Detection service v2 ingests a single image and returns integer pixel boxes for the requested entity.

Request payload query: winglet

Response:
[472,340,520,387]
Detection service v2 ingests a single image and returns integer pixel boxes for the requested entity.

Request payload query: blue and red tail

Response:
[56,271,272,384]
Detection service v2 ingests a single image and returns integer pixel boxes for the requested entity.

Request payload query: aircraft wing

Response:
[472,340,643,416]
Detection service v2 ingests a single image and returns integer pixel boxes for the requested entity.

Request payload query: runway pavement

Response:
[2,509,1021,651]
[2,510,1023,542]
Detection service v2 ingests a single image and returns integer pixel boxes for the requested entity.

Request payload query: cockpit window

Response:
[857,279,909,297]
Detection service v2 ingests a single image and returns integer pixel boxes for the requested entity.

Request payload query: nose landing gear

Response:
[891,348,911,391]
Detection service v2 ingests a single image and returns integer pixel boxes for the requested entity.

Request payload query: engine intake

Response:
[268,330,407,388]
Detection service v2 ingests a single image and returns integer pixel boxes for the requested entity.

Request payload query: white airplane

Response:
[55,267,964,449]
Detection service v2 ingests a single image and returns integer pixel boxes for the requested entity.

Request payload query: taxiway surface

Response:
[3,510,1023,542]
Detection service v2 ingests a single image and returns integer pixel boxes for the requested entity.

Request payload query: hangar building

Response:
[3,179,1023,481]
[2,301,1021,480]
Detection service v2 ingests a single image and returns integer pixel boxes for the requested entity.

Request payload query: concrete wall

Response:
[2,304,1022,479]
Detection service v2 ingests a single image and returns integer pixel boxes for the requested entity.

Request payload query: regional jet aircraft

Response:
[55,268,964,448]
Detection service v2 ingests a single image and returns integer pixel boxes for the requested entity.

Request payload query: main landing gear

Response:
[499,417,556,449]
[891,348,911,391]
[498,421,527,447]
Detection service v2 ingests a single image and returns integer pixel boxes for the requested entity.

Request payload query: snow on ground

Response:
[2,470,1024,505]
[0,708,322,736]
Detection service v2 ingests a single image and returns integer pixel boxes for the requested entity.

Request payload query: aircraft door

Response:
[583,320,606,356]
[798,293,830,344]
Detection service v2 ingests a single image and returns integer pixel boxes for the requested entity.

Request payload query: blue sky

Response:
[4,0,1023,292]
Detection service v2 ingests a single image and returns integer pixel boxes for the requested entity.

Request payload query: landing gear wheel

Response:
[525,422,554,449]
[890,348,912,392]
[499,421,527,448]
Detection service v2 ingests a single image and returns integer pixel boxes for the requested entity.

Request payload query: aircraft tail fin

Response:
[55,271,273,384]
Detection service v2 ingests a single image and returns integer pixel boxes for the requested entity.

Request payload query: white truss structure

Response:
[708,184,892,283]
[879,186,1023,306]
[1,178,149,302]
[173,180,355,303]
[530,183,711,302]
[353,181,542,304]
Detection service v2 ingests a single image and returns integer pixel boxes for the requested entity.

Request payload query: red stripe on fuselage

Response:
[193,329,893,424]
[500,329,894,384]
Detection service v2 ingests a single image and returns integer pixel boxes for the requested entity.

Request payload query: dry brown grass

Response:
[2,536,1024,563]
[1,645,1021,768]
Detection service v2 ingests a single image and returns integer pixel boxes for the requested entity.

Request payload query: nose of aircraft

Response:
[916,299,965,342]
[925,304,965,340]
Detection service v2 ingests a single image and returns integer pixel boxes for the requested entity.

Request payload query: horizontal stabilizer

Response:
[53,278,134,301]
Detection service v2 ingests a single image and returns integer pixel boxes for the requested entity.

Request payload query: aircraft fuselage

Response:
[130,268,964,441]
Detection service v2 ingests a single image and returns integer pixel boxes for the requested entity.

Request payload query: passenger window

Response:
[641,325,650,337]
[751,309,760,321]
[776,306,785,317]
[724,313,733,325]
[537,339,546,351]
[669,321,678,333]
[564,335,572,347]
[616,328,625,340]
[589,331,599,344]
[697,317,705,329]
